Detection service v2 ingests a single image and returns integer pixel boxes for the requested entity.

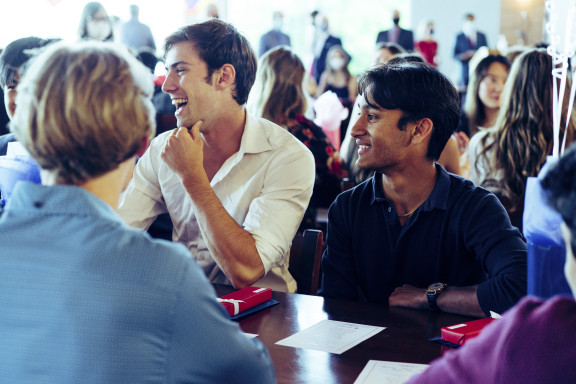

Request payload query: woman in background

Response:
[415,20,438,66]
[316,45,357,104]
[459,54,510,139]
[469,48,576,230]
[249,46,346,229]
[78,2,114,42]
[455,54,510,177]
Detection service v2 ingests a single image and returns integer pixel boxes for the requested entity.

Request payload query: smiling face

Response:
[162,42,216,129]
[351,94,411,172]
[478,61,508,110]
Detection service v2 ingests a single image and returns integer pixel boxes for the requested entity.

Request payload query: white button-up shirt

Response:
[119,113,315,292]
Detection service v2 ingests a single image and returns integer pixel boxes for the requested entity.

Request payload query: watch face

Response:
[427,283,445,291]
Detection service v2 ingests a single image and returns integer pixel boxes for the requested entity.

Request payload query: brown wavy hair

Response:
[476,48,576,212]
[463,54,510,136]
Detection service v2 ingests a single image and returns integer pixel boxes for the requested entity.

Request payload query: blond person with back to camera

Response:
[0,41,275,383]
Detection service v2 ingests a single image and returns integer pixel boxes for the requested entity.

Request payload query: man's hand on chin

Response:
[161,120,204,179]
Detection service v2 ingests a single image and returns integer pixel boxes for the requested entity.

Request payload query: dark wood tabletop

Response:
[214,285,476,384]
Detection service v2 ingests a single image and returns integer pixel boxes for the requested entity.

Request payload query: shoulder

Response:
[444,170,500,209]
[488,296,576,349]
[333,177,374,208]
[247,114,312,156]
[469,129,495,154]
[509,295,576,322]
[118,224,193,268]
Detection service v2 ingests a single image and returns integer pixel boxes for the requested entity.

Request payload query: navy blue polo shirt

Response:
[319,165,527,315]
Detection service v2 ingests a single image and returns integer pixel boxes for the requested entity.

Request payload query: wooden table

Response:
[214,285,476,384]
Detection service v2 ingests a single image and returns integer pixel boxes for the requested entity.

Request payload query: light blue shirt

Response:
[0,182,275,383]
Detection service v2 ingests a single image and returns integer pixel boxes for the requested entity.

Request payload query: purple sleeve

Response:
[407,296,576,384]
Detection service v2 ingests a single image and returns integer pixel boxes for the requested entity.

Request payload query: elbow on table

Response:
[228,265,266,289]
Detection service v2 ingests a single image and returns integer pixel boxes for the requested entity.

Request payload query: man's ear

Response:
[411,118,433,144]
[214,63,236,89]
[136,136,151,158]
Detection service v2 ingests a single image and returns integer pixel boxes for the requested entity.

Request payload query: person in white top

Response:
[118,19,315,292]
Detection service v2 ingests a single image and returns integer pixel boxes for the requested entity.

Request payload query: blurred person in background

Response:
[258,11,291,58]
[120,4,156,53]
[376,9,414,52]
[373,42,405,65]
[415,20,438,66]
[455,54,510,177]
[316,45,357,104]
[469,49,576,231]
[453,13,488,89]
[78,2,114,42]
[0,36,58,155]
[248,46,346,230]
[311,13,342,85]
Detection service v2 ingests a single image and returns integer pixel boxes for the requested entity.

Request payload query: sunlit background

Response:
[0,0,545,86]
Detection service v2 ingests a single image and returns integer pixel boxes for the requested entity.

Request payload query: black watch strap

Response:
[426,283,446,311]
[427,292,440,311]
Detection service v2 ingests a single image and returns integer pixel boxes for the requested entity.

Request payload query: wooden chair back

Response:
[289,229,324,295]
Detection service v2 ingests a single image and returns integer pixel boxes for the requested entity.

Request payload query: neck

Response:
[202,105,246,158]
[483,107,500,128]
[380,161,437,217]
[43,158,136,209]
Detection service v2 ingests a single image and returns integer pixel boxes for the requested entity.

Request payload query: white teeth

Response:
[172,98,188,106]
[359,145,370,150]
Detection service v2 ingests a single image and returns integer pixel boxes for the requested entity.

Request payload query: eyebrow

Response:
[165,61,189,71]
[360,101,381,111]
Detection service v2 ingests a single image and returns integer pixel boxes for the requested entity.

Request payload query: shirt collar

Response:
[370,163,451,212]
[7,182,123,224]
[239,113,274,155]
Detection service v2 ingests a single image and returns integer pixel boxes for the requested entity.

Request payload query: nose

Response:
[161,71,176,94]
[350,114,365,138]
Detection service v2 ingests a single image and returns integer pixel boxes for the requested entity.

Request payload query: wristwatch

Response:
[426,283,447,311]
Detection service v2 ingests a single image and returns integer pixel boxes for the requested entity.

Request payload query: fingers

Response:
[190,120,203,139]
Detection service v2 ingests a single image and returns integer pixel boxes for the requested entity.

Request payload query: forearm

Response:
[437,285,484,318]
[389,284,485,318]
[182,174,265,288]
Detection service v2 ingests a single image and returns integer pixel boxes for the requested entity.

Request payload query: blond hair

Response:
[248,46,307,126]
[12,41,155,185]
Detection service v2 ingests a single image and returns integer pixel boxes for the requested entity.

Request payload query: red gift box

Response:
[217,286,272,317]
[441,317,496,346]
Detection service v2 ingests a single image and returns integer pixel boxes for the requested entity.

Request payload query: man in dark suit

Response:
[376,9,414,52]
[453,13,488,88]
[312,13,342,84]
[258,11,291,57]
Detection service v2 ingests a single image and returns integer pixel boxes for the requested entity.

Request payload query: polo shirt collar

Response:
[370,163,450,212]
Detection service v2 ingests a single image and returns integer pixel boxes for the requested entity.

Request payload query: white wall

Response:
[410,0,501,85]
